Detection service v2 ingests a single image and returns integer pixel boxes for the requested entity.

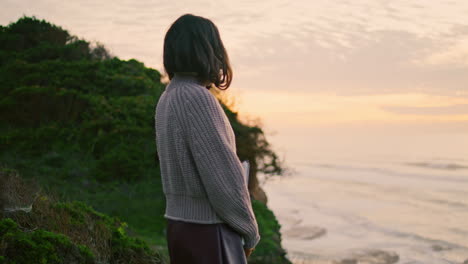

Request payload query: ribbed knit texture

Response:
[154,73,261,249]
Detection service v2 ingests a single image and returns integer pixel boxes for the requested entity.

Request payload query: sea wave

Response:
[404,161,468,170]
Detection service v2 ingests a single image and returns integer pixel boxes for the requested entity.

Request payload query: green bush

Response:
[250,199,291,263]
[0,218,95,264]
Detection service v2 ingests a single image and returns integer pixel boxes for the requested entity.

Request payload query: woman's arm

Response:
[176,87,261,249]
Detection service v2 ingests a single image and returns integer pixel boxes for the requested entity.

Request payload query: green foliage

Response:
[0,16,110,63]
[0,218,95,264]
[0,19,164,182]
[0,16,69,51]
[223,104,285,179]
[0,167,165,264]
[50,201,163,263]
[249,199,292,263]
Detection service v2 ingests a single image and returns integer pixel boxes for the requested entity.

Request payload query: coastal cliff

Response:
[0,16,291,263]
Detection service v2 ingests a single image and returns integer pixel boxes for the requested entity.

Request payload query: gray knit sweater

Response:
[154,73,261,249]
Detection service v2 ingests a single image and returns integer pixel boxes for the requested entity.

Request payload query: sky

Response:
[1,0,467,162]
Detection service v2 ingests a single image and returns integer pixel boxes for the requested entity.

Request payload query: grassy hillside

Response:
[1,166,164,263]
[0,16,291,263]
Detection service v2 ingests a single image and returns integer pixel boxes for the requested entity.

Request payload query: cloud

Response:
[2,0,468,98]
[381,103,468,115]
[417,36,468,67]
[233,27,468,98]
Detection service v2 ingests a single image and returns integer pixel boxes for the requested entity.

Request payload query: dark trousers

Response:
[166,218,248,264]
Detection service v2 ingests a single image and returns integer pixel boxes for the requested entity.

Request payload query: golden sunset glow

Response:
[232,90,468,126]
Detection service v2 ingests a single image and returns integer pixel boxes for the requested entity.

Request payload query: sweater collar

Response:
[166,72,206,92]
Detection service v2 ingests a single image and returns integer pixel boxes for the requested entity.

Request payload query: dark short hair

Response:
[163,14,233,90]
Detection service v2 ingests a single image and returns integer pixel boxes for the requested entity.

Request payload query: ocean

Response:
[262,126,468,264]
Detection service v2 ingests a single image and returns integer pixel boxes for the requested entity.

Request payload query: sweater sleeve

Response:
[178,88,261,249]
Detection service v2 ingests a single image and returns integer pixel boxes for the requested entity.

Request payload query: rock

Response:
[252,185,268,204]
[283,225,327,240]
[431,244,451,251]
[432,244,444,251]
[334,258,357,264]
[348,249,399,264]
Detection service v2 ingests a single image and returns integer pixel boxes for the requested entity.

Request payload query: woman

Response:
[155,14,261,263]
